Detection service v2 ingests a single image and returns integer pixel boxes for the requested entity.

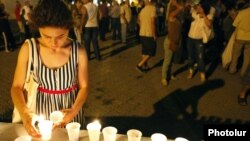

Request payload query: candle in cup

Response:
[38,120,53,141]
[151,133,167,141]
[86,120,102,141]
[50,111,64,124]
[175,137,189,141]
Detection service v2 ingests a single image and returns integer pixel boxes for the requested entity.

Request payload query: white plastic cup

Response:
[50,111,64,124]
[127,129,142,141]
[14,135,32,141]
[175,137,189,141]
[151,133,167,141]
[38,120,53,141]
[86,121,102,141]
[66,122,81,141]
[102,126,118,141]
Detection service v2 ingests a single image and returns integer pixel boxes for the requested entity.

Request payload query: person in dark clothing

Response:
[0,2,16,52]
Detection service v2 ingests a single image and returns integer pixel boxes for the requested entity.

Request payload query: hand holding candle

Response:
[38,120,53,141]
[50,111,64,124]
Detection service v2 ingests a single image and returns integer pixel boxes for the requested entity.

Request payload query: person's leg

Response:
[195,41,206,82]
[99,19,105,40]
[161,37,173,85]
[2,32,8,52]
[111,18,116,39]
[24,24,31,39]
[121,23,127,43]
[238,85,250,106]
[229,40,243,74]
[187,38,195,78]
[92,27,101,60]
[240,42,250,77]
[83,28,91,59]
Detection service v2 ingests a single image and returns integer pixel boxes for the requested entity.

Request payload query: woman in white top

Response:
[186,0,215,82]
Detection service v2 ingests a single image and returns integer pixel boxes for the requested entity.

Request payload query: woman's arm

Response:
[199,6,215,28]
[72,46,89,116]
[168,0,183,22]
[59,45,89,125]
[11,42,41,137]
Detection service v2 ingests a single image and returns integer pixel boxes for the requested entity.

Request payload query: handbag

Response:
[12,38,39,123]
[222,31,236,68]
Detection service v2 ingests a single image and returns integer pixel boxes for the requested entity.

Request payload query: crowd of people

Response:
[1,0,249,138]
[160,0,250,106]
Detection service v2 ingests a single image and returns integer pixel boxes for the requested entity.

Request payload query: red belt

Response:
[38,84,78,94]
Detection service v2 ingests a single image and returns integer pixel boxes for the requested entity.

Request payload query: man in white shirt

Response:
[120,0,131,44]
[81,0,101,60]
[136,0,157,73]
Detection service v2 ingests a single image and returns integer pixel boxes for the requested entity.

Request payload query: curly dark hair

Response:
[30,0,73,29]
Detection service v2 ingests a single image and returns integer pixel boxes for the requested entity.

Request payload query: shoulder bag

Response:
[12,38,39,123]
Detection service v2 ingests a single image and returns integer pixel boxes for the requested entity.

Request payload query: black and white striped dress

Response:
[30,38,85,126]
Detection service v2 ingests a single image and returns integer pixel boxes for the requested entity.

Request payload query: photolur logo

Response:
[203,124,250,141]
[208,129,247,136]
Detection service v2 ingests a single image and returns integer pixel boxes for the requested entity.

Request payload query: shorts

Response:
[140,36,157,56]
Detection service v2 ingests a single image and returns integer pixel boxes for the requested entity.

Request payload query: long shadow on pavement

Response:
[84,79,248,141]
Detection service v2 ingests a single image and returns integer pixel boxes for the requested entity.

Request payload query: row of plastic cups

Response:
[87,121,189,141]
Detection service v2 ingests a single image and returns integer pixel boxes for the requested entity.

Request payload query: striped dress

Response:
[29,38,85,126]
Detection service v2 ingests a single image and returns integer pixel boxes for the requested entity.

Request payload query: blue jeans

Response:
[83,27,101,60]
[187,37,205,72]
[111,18,121,39]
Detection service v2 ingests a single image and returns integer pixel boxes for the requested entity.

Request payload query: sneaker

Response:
[161,79,168,86]
[136,65,145,73]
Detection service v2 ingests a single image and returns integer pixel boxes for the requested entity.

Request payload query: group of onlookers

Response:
[158,0,250,106]
[0,0,32,52]
[1,0,250,105]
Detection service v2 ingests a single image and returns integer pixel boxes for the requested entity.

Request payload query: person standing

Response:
[229,2,250,77]
[0,2,16,52]
[72,0,83,44]
[15,1,25,38]
[20,0,32,39]
[109,0,121,40]
[81,0,101,60]
[11,0,88,138]
[186,0,215,82]
[161,0,184,86]
[136,0,157,72]
[99,0,109,41]
[120,0,131,44]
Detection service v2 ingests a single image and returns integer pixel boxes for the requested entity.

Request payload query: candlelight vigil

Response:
[0,0,250,140]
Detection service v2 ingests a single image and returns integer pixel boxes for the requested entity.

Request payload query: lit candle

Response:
[86,120,102,141]
[151,133,167,141]
[38,119,53,141]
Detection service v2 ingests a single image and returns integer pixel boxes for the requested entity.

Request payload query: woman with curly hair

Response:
[11,0,88,138]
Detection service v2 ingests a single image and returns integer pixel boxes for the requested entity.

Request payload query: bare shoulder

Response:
[18,40,30,60]
[78,44,88,62]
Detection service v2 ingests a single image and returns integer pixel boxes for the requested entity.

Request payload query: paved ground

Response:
[1,33,250,141]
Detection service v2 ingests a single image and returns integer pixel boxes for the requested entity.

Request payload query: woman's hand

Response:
[22,112,41,138]
[52,108,76,129]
